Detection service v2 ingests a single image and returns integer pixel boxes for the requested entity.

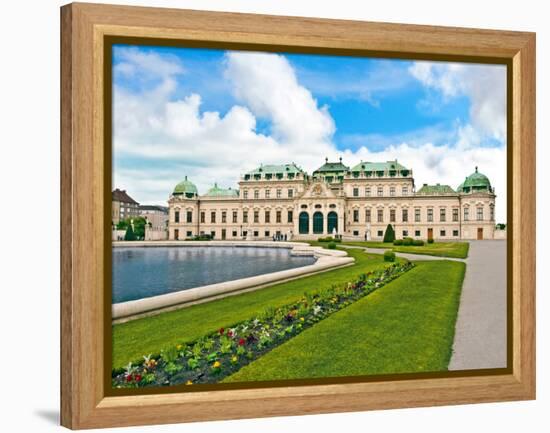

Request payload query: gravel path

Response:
[340,241,508,370]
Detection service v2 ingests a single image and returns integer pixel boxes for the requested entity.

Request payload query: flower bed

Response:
[112,261,414,388]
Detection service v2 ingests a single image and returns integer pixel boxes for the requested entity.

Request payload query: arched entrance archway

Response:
[299,212,309,234]
[327,211,338,234]
[313,212,324,234]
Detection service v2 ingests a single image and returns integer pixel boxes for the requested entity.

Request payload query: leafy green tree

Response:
[124,224,137,241]
[383,224,395,243]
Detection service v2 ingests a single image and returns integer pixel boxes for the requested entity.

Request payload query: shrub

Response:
[318,236,334,242]
[393,239,403,246]
[383,250,396,262]
[413,239,425,246]
[327,242,337,249]
[124,225,136,241]
[427,238,434,244]
[402,237,413,246]
[383,224,395,243]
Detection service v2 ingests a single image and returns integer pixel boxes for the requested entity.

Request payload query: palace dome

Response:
[173,176,198,197]
[457,167,493,193]
[204,183,239,197]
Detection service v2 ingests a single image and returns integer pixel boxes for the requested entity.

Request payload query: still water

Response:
[112,246,315,303]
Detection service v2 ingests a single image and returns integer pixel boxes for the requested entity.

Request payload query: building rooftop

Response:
[458,167,493,193]
[416,183,456,195]
[112,188,139,205]
[139,205,168,213]
[313,157,350,174]
[173,176,198,196]
[203,183,239,197]
[350,160,410,174]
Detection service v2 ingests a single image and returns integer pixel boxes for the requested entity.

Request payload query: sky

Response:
[112,45,507,223]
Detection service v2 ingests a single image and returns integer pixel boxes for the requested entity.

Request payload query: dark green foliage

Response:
[413,239,425,246]
[327,242,337,249]
[382,224,395,243]
[427,238,435,244]
[124,224,137,241]
[318,237,341,243]
[383,250,396,262]
[393,239,403,246]
[402,237,413,246]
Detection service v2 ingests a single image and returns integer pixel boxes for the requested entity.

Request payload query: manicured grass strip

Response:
[112,248,394,369]
[341,241,470,259]
[224,260,465,382]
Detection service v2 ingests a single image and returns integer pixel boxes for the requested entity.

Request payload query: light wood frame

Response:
[61,2,536,429]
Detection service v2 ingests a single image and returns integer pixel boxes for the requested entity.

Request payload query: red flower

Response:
[125,375,132,382]
[227,330,233,338]
[219,327,225,335]
[134,374,142,382]
[238,338,245,346]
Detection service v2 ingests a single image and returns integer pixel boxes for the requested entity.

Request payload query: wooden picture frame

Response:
[61,2,536,429]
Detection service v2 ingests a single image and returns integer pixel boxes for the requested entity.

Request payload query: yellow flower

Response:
[213,361,221,368]
[176,344,182,350]
[231,356,238,363]
[185,380,192,385]
[300,317,305,322]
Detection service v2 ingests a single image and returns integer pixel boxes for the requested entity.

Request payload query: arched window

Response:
[327,211,338,234]
[299,212,309,234]
[313,212,324,234]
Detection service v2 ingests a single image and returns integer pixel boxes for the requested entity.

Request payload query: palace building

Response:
[167,159,497,241]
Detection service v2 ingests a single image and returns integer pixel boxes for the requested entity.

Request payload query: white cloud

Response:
[113,50,507,223]
[409,61,506,141]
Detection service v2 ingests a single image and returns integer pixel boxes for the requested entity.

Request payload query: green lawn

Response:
[112,248,396,369]
[340,241,470,259]
[224,260,465,382]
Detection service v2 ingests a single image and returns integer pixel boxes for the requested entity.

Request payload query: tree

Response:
[383,224,395,243]
[124,224,137,241]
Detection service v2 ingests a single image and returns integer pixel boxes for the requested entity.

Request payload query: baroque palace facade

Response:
[167,159,497,241]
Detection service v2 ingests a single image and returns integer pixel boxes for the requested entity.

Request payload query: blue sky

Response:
[112,44,507,222]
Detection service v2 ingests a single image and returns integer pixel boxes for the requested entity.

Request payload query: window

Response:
[377,186,383,197]
[402,230,408,237]
[377,230,383,237]
[276,189,282,199]
[210,231,216,239]
[174,229,179,240]
[490,204,495,221]
[415,230,421,237]
[211,211,216,223]
[440,208,446,222]
[174,211,180,223]
[353,187,359,197]
[402,186,408,196]
[440,230,446,237]
[353,209,359,222]
[288,189,294,198]
[415,208,421,222]
[477,207,484,221]
[365,187,371,196]
[265,210,270,223]
[453,208,459,222]
[427,208,433,222]
[353,230,359,236]
[243,230,248,237]
[200,212,205,223]
[221,211,227,223]
[254,190,259,199]
[276,210,281,223]
[287,210,293,223]
[365,209,371,223]
[254,210,259,223]
[186,211,192,223]
[453,230,459,237]
[402,209,408,222]
[390,209,396,222]
[265,231,270,237]
[186,231,192,237]
[390,186,396,197]
[265,189,270,199]
[253,231,259,237]
[232,211,238,223]
[243,190,248,199]
[377,209,383,223]
[232,230,238,237]
[243,211,248,223]
[464,207,469,221]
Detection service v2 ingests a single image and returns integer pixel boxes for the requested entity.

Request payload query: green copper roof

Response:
[204,183,239,197]
[417,184,456,195]
[313,158,350,174]
[246,163,304,175]
[350,160,409,173]
[457,167,493,193]
[173,176,198,195]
